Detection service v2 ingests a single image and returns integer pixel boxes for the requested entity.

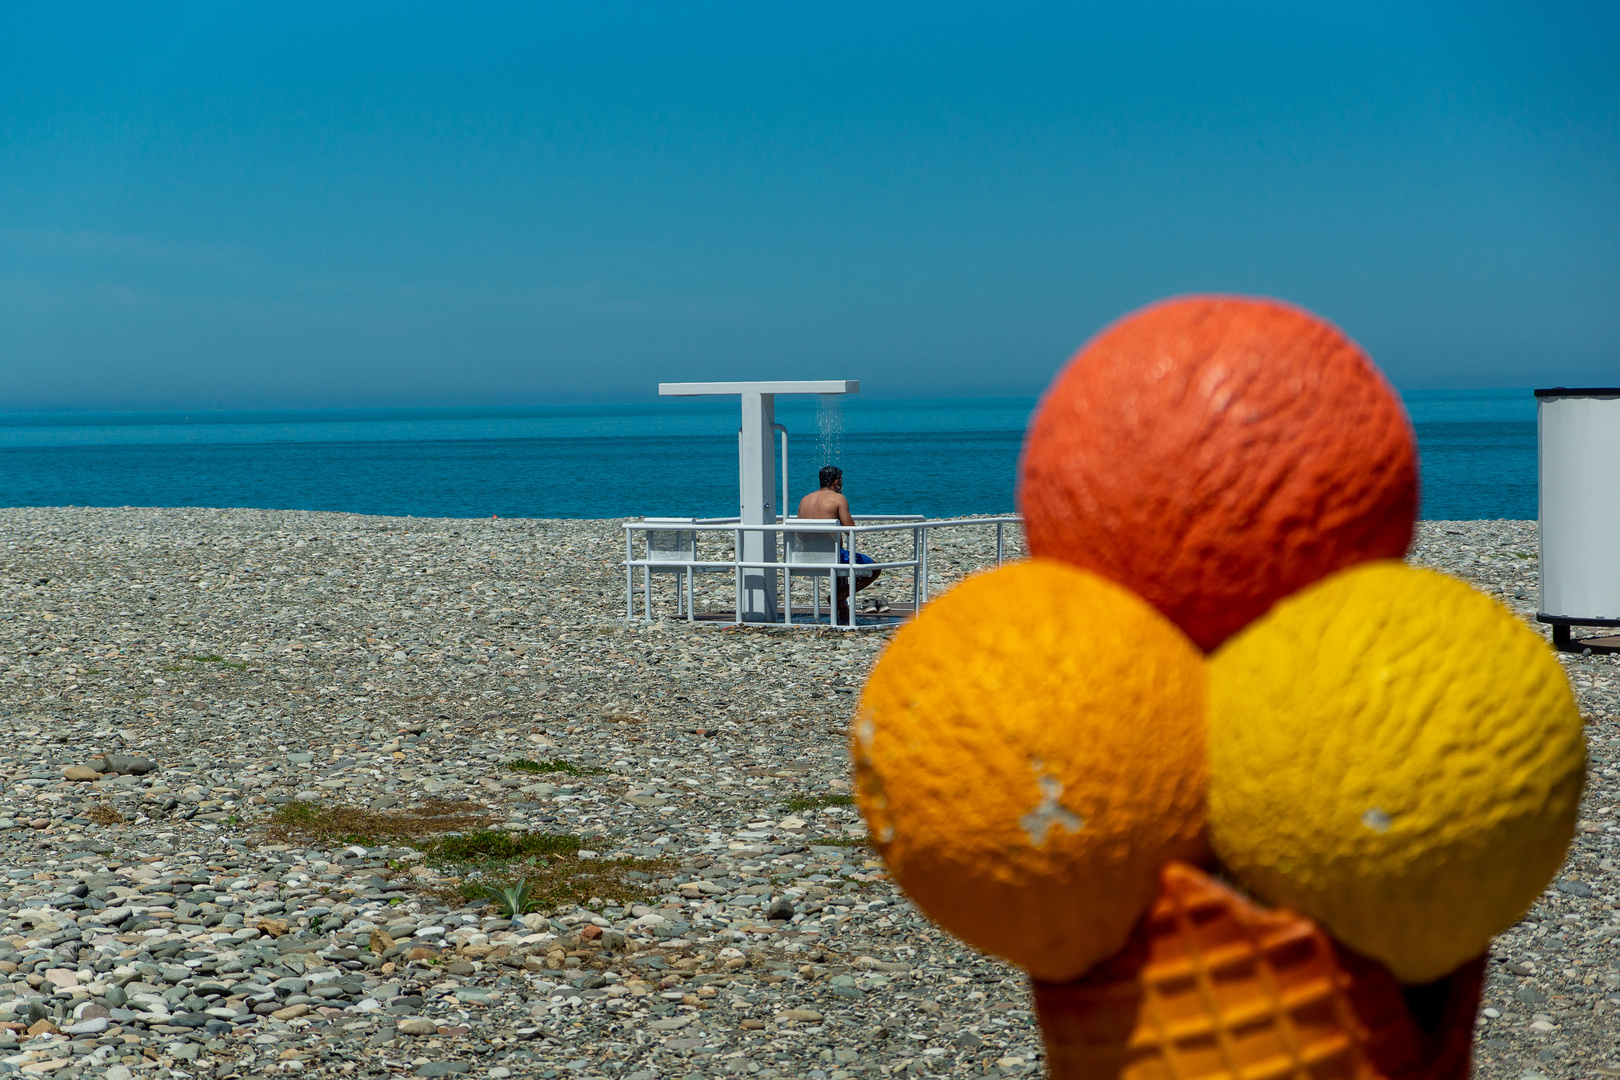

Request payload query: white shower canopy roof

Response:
[658,380,858,396]
[655,381,858,523]
[657,380,858,621]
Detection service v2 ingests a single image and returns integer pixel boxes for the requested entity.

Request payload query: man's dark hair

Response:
[819,465,843,490]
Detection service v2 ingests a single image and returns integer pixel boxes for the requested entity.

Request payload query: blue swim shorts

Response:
[838,548,876,579]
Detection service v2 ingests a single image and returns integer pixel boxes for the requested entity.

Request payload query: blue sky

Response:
[2,3,1616,411]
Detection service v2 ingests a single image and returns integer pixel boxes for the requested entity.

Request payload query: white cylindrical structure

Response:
[1538,387,1620,628]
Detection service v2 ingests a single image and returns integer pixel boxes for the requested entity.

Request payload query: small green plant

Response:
[85,804,125,826]
[483,880,535,918]
[265,797,495,847]
[228,815,240,825]
[450,853,670,913]
[430,829,580,865]
[264,797,666,915]
[309,915,322,933]
[272,801,324,826]
[190,654,250,670]
[785,793,856,812]
[503,759,604,777]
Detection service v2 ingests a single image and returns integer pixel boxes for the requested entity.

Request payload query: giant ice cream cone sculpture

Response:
[852,297,1584,1080]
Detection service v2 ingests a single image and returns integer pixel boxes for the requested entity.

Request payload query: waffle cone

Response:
[1032,863,1483,1080]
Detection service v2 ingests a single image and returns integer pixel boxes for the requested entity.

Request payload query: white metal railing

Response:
[624,514,1022,628]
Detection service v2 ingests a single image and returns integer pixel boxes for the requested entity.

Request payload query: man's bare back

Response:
[797,485,852,525]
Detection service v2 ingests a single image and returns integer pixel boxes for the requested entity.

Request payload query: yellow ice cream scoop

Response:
[1208,560,1586,983]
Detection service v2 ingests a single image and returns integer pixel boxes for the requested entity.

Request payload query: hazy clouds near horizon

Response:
[2,4,1617,412]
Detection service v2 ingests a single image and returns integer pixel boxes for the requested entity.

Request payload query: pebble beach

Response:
[0,507,1615,1080]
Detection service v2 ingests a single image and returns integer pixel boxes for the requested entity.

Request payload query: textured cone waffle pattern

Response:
[1032,863,1481,1080]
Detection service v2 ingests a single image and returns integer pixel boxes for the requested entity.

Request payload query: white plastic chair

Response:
[785,519,844,626]
[643,518,700,621]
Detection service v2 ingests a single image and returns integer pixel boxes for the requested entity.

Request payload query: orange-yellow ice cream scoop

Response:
[853,559,1208,982]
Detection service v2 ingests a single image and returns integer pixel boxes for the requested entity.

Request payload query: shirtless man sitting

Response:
[797,466,882,616]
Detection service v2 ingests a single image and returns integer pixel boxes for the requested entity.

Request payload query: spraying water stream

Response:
[815,395,845,473]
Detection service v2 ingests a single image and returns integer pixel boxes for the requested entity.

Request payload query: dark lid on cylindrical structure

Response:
[1534,387,1620,398]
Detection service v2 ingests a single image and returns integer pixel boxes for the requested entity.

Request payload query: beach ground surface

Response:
[0,508,1614,1080]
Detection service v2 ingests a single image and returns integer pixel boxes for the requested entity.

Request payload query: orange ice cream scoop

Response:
[853,559,1208,983]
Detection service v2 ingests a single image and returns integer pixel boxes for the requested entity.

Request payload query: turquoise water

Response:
[0,391,1535,520]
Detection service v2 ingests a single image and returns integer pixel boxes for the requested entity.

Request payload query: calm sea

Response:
[0,391,1535,521]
